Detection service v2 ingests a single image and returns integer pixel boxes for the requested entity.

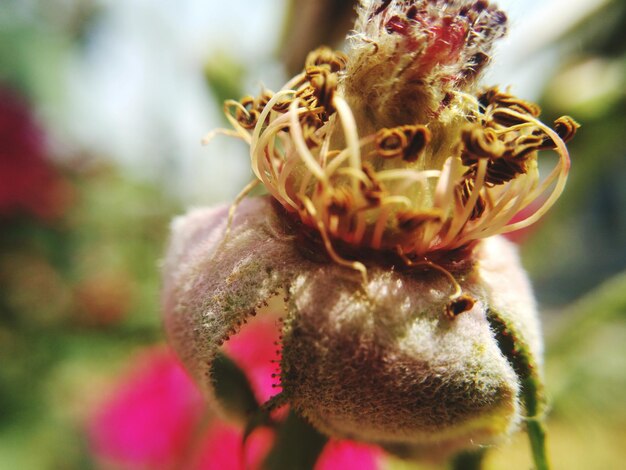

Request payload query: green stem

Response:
[450,449,486,470]
[521,372,550,470]
[522,370,551,470]
[487,310,551,470]
[263,411,328,470]
[526,418,549,470]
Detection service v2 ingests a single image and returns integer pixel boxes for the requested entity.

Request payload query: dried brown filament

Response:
[360,163,385,205]
[553,116,580,143]
[300,112,324,148]
[445,294,476,319]
[478,87,541,117]
[326,187,354,216]
[295,86,318,110]
[255,90,274,110]
[485,157,527,186]
[305,66,339,114]
[305,46,348,73]
[234,96,260,129]
[375,125,431,162]
[456,174,486,220]
[512,134,543,160]
[461,125,505,164]
[491,108,531,127]
[396,209,443,232]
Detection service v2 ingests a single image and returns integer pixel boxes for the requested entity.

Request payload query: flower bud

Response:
[166,0,575,464]
[163,196,542,457]
[346,0,507,128]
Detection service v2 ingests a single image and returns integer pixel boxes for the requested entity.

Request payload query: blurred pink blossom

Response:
[0,86,72,220]
[223,314,282,404]
[191,422,273,470]
[503,196,548,244]
[89,348,206,469]
[89,323,382,469]
[315,439,381,470]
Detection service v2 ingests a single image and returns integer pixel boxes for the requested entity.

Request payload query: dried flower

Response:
[164,0,578,464]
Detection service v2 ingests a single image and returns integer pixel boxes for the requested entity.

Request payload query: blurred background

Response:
[0,0,624,468]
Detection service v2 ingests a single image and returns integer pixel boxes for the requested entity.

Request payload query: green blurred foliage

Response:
[0,168,177,468]
[521,0,626,307]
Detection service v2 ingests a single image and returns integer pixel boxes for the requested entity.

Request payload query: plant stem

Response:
[450,449,486,470]
[487,310,551,470]
[520,360,551,470]
[526,418,549,470]
[263,411,328,470]
[520,368,550,470]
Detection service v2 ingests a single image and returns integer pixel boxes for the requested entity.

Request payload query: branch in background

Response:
[280,0,356,75]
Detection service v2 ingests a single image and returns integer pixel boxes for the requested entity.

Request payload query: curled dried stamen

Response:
[272,95,294,113]
[538,115,580,149]
[512,134,543,159]
[376,125,431,162]
[461,125,506,163]
[491,108,532,127]
[233,96,260,129]
[396,209,442,232]
[360,163,385,206]
[445,293,476,319]
[456,174,486,220]
[295,86,318,110]
[300,112,324,148]
[375,127,408,159]
[205,32,576,279]
[306,66,339,114]
[479,88,541,117]
[326,186,354,217]
[305,46,348,73]
[553,116,580,143]
[460,124,536,187]
[254,90,274,111]
[484,156,528,186]
[300,195,368,283]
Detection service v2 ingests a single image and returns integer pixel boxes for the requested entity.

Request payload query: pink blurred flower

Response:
[503,196,548,244]
[0,86,72,220]
[191,422,273,470]
[89,323,382,469]
[89,348,206,469]
[223,314,282,404]
[88,346,278,470]
[315,439,381,470]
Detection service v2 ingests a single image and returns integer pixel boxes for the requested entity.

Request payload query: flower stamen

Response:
[204,11,577,278]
